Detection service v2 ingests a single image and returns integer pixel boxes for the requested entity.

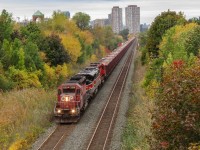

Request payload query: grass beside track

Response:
[121,50,154,150]
[0,88,56,150]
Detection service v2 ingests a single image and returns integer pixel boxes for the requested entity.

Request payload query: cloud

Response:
[0,0,200,24]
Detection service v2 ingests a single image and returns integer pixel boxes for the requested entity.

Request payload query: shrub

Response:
[150,59,200,149]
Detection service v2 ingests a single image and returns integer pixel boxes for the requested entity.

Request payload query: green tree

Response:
[0,9,13,42]
[0,39,12,69]
[185,26,200,56]
[20,22,43,47]
[188,17,200,25]
[119,28,129,40]
[146,10,186,57]
[103,26,122,50]
[16,47,25,70]
[10,38,22,67]
[24,41,43,71]
[42,34,70,66]
[72,12,90,30]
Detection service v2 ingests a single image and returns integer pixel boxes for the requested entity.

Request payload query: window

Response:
[63,88,75,93]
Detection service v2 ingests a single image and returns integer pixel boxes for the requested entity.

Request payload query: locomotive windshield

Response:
[63,86,76,93]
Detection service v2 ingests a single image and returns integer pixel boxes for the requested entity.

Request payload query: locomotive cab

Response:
[54,75,87,123]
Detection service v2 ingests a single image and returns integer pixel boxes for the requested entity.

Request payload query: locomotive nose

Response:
[61,94,74,102]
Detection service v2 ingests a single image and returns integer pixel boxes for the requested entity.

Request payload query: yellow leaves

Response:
[145,79,160,99]
[79,30,94,45]
[173,23,198,41]
[39,51,47,62]
[55,63,68,79]
[99,45,107,57]
[9,139,28,150]
[65,19,80,34]
[43,30,52,37]
[60,33,82,62]
[43,63,56,82]
[90,54,98,62]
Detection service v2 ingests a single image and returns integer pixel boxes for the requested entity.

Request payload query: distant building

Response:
[140,23,150,32]
[32,10,44,22]
[108,14,112,26]
[111,6,123,33]
[125,5,140,34]
[91,19,109,28]
[62,11,70,18]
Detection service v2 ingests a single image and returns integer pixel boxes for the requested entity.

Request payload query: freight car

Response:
[54,38,134,123]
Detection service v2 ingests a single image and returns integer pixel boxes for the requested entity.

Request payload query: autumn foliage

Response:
[150,59,200,149]
[140,10,200,149]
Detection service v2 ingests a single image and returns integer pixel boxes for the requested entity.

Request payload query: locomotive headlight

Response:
[71,109,76,114]
[57,109,61,113]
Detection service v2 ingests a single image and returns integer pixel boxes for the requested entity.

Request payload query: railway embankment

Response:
[121,49,153,150]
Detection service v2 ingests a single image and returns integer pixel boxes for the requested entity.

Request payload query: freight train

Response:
[54,38,135,123]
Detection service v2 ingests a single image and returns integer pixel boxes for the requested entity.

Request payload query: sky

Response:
[0,0,200,24]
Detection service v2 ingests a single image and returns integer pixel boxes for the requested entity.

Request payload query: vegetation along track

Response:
[37,124,75,150]
[86,41,136,150]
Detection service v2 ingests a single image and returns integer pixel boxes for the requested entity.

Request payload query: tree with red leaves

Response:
[150,59,200,150]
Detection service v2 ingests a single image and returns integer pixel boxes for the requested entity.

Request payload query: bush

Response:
[0,74,13,90]
[150,59,200,149]
[0,88,56,150]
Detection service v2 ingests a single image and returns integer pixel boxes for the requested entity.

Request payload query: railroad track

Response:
[86,42,135,150]
[36,124,75,150]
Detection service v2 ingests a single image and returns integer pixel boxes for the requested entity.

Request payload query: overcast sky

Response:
[0,0,200,24]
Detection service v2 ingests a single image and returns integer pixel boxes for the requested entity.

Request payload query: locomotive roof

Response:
[65,75,86,85]
[78,67,99,77]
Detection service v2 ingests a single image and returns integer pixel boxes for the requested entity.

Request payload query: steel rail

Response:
[36,124,75,150]
[103,46,133,150]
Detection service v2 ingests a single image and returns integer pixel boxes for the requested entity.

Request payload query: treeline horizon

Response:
[0,9,127,91]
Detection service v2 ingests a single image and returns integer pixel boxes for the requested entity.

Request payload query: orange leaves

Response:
[173,60,184,69]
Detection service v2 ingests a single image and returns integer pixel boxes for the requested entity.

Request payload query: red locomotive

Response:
[54,38,135,123]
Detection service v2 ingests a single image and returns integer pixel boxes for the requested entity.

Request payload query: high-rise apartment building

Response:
[111,6,123,33]
[125,5,140,34]
[108,14,112,26]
